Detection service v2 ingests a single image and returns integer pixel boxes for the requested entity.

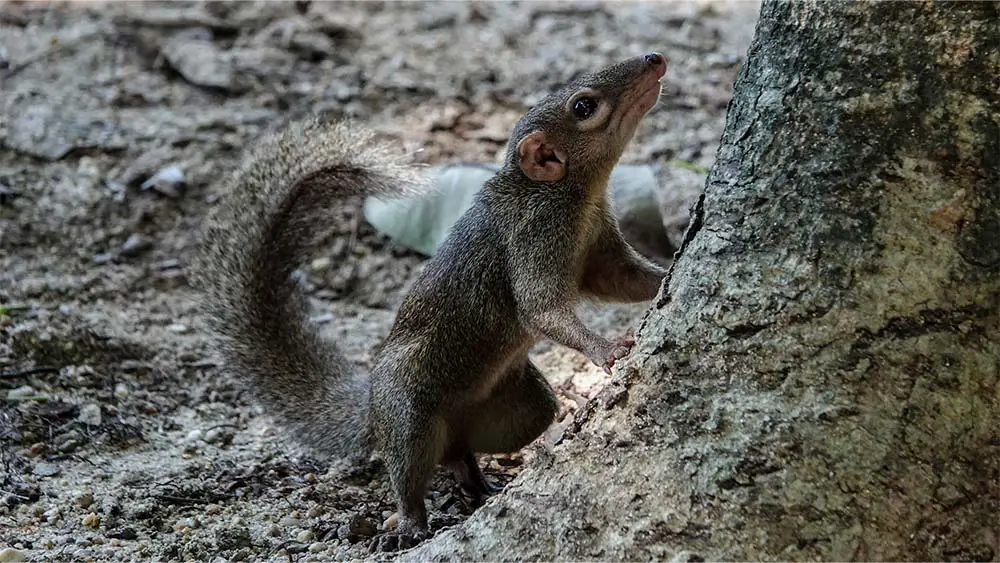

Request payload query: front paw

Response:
[602,334,635,374]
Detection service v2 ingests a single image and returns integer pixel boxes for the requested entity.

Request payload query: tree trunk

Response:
[401,2,1000,561]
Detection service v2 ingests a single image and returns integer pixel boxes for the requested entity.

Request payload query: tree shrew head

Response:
[508,52,668,184]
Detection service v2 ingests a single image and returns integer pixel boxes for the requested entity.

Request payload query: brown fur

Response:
[194,53,670,552]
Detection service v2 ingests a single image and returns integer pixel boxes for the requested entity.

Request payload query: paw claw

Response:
[601,334,636,373]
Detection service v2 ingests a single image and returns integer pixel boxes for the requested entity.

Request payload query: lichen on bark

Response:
[397,2,1000,561]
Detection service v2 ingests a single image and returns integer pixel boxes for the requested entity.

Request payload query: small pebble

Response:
[107,527,137,540]
[43,507,61,522]
[306,506,324,518]
[119,234,153,257]
[351,515,377,537]
[173,517,200,531]
[152,258,181,271]
[936,483,964,504]
[308,313,334,324]
[267,524,282,537]
[203,428,234,445]
[141,165,185,197]
[101,497,122,517]
[33,462,60,477]
[215,525,253,552]
[82,513,101,528]
[0,548,27,562]
[310,257,332,272]
[308,542,327,553]
[339,515,377,542]
[58,438,81,453]
[382,512,398,531]
[296,529,314,542]
[6,385,36,401]
[78,403,102,426]
[185,430,203,443]
[167,323,189,334]
[670,551,706,563]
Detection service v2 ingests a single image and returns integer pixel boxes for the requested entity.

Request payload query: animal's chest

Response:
[469,337,533,403]
[571,200,606,277]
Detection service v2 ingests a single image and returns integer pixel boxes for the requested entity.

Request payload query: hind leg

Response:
[468,359,558,453]
[447,359,558,503]
[372,406,447,552]
[443,446,502,505]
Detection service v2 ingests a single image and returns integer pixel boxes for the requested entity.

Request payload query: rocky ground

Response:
[0,1,759,561]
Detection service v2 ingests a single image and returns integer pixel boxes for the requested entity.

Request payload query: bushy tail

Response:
[193,117,427,460]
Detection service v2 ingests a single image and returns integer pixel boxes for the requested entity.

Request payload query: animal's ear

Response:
[516,131,566,182]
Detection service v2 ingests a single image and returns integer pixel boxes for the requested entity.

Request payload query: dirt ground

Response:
[0,1,759,561]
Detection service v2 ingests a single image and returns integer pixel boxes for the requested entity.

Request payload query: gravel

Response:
[0,1,758,560]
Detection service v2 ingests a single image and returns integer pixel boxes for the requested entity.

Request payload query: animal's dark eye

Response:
[572,97,599,120]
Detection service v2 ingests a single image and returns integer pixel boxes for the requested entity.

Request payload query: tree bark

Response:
[401,2,1000,561]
